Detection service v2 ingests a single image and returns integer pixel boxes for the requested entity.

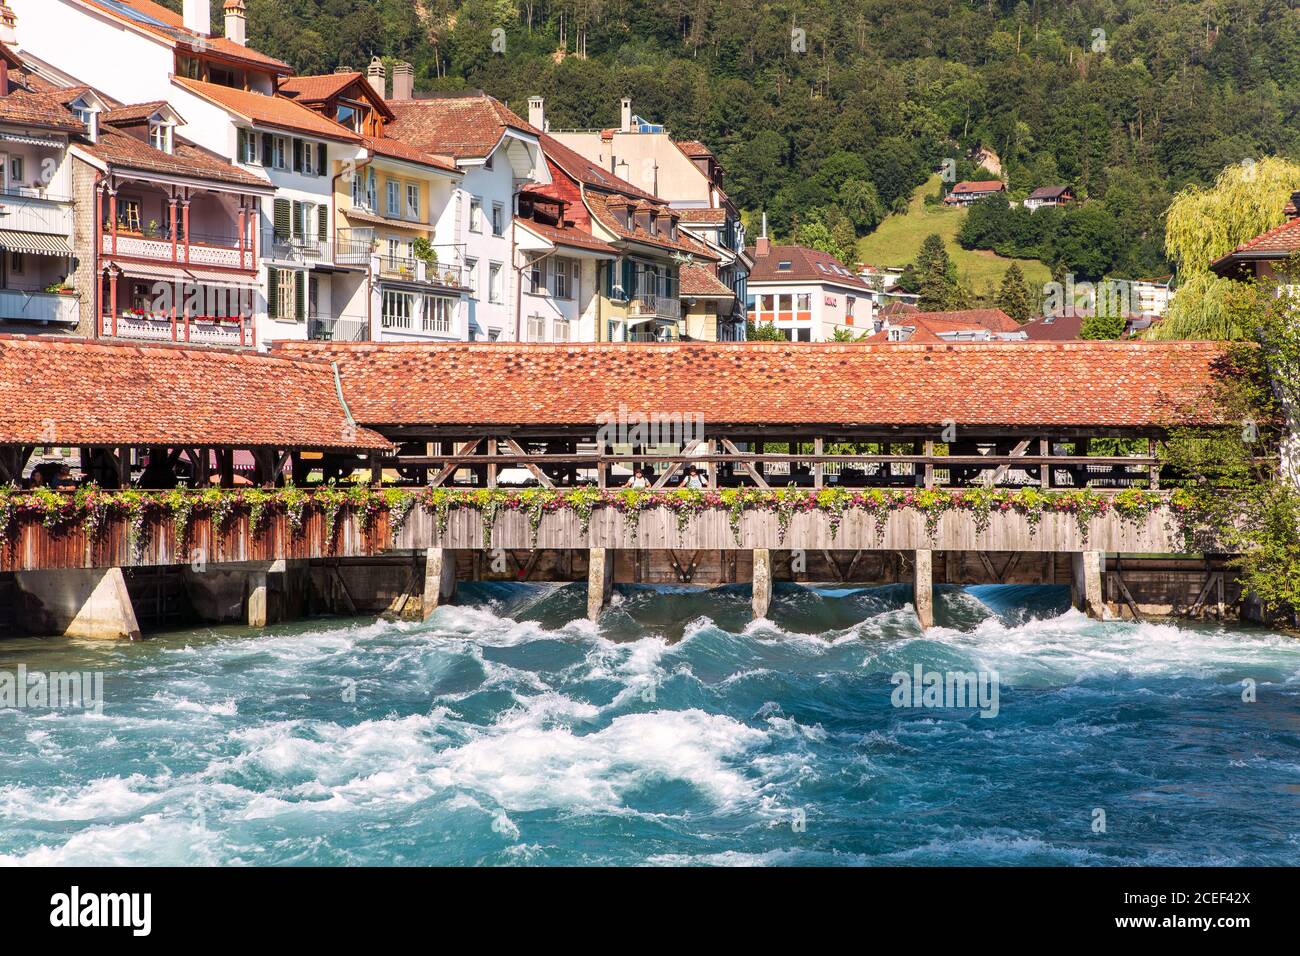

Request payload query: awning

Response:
[0,132,63,148]
[105,261,260,289]
[0,229,73,257]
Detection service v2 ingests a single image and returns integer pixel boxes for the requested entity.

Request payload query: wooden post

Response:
[587,547,614,622]
[924,439,935,489]
[706,438,717,489]
[421,547,457,620]
[914,549,934,630]
[814,437,824,489]
[1148,438,1160,489]
[487,437,497,489]
[1040,438,1051,488]
[247,569,269,628]
[1071,551,1104,619]
[752,547,772,620]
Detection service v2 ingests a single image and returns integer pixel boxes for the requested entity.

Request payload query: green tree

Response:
[995,263,1034,322]
[745,320,787,341]
[915,233,956,311]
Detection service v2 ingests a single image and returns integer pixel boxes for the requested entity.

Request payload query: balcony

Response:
[0,189,74,237]
[308,315,370,342]
[262,229,330,264]
[102,230,255,271]
[377,255,469,291]
[0,289,79,326]
[629,293,682,321]
[101,311,256,348]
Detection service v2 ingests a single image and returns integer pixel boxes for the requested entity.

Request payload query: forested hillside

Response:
[165,0,1300,279]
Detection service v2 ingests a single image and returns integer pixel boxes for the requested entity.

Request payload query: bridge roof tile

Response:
[270,340,1228,432]
[0,337,390,452]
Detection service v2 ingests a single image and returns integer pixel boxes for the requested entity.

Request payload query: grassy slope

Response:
[856,175,1051,297]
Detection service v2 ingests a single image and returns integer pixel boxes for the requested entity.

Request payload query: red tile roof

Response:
[867,309,1023,343]
[746,244,871,290]
[680,264,734,298]
[78,0,291,73]
[83,121,269,188]
[174,77,362,142]
[0,61,87,133]
[1210,216,1300,273]
[949,180,1005,194]
[386,93,537,161]
[586,191,719,259]
[360,133,458,173]
[278,73,365,104]
[269,341,1228,430]
[540,132,659,201]
[676,207,728,224]
[675,140,714,159]
[0,338,390,451]
[514,217,618,255]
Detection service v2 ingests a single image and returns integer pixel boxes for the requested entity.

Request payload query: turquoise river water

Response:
[1,582,1297,866]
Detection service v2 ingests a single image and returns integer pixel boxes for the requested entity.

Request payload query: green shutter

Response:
[237,128,248,162]
[317,143,327,177]
[293,138,304,173]
[267,267,279,317]
[294,270,306,321]
[318,205,328,241]
[273,199,290,239]
[262,133,272,167]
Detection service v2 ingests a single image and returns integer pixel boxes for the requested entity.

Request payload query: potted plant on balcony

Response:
[44,281,77,297]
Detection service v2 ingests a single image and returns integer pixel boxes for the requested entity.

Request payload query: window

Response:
[469,196,483,233]
[777,260,793,271]
[301,142,316,175]
[275,269,296,320]
[607,319,625,342]
[10,252,23,274]
[466,258,478,297]
[336,104,359,131]
[778,293,792,313]
[176,56,201,81]
[272,136,287,170]
[209,65,238,88]
[239,128,260,165]
[529,256,547,295]
[386,180,400,217]
[117,198,142,233]
[491,202,504,237]
[382,290,413,329]
[527,315,546,342]
[423,296,452,333]
[553,257,575,299]
[149,121,172,154]
[553,318,570,342]
[406,184,420,220]
[9,156,23,185]
[488,262,504,304]
[846,296,856,322]
[796,293,811,312]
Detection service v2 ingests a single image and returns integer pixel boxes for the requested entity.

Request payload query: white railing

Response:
[0,289,79,325]
[630,294,681,321]
[105,312,255,347]
[101,234,251,270]
[0,193,73,236]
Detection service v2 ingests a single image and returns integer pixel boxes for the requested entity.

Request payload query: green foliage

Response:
[995,262,1034,322]
[1080,292,1126,339]
[745,319,787,341]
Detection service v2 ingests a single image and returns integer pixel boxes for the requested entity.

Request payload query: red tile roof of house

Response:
[746,243,872,290]
[949,180,1005,194]
[867,309,1023,343]
[0,58,88,133]
[174,77,362,142]
[278,72,366,104]
[269,341,1228,430]
[79,0,292,74]
[585,191,719,259]
[878,300,920,316]
[515,217,618,255]
[385,92,537,161]
[680,264,734,298]
[675,140,714,159]
[84,118,270,189]
[1210,216,1300,273]
[0,338,390,451]
[676,207,728,224]
[360,134,458,173]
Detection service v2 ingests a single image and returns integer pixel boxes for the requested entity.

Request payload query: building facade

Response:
[745,237,874,341]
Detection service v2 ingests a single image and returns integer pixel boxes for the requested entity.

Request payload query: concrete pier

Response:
[1072,550,1105,619]
[13,568,141,640]
[421,548,458,620]
[914,549,934,630]
[587,548,615,622]
[752,548,772,620]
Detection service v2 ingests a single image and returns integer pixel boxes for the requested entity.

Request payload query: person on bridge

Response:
[626,468,649,490]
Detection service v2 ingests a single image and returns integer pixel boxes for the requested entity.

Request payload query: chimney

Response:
[223,0,246,46]
[366,56,386,100]
[183,0,211,37]
[528,96,545,131]
[0,1,16,48]
[392,61,414,101]
[756,212,769,258]
[620,96,631,133]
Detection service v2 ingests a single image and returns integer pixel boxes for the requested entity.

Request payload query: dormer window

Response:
[69,96,100,143]
[149,118,174,154]
[777,260,793,271]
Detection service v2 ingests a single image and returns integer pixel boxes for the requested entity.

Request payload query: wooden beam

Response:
[428,438,482,487]
[719,438,770,488]
[501,438,555,489]
[814,437,825,489]
[651,438,703,489]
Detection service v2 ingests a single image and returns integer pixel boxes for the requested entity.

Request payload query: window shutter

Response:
[262,133,272,167]
[317,144,327,177]
[237,128,248,162]
[292,201,305,238]
[273,198,290,238]
[317,205,328,241]
[267,267,279,317]
[294,270,306,321]
[293,138,304,173]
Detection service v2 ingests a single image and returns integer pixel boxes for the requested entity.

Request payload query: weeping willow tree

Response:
[1151,157,1300,340]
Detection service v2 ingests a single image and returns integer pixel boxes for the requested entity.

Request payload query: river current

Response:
[1,583,1297,866]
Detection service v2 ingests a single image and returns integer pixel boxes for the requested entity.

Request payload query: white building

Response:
[385,90,550,341]
[745,228,874,341]
[11,0,368,345]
